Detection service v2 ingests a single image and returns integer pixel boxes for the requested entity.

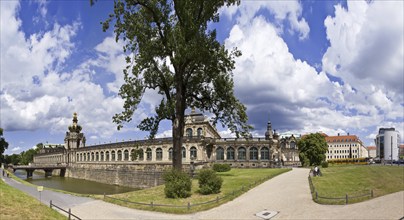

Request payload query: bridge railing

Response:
[50,200,81,220]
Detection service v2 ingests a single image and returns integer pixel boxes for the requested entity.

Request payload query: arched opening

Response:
[124,149,129,161]
[290,141,296,149]
[250,147,258,160]
[168,147,173,160]
[197,128,203,137]
[182,146,186,159]
[238,147,246,160]
[216,147,224,160]
[96,152,99,161]
[227,147,235,160]
[101,151,104,161]
[186,128,193,138]
[138,149,144,160]
[111,151,116,161]
[156,148,163,160]
[190,146,197,159]
[91,152,95,161]
[117,150,122,161]
[261,147,269,160]
[106,151,110,161]
[146,148,152,160]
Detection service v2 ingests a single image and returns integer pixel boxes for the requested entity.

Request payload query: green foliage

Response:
[197,169,223,195]
[298,133,328,166]
[98,0,252,170]
[212,163,231,172]
[0,128,9,162]
[163,169,192,198]
[130,146,143,161]
[321,161,329,168]
[4,154,21,165]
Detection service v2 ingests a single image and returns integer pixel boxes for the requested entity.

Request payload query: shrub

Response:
[163,169,192,198]
[197,169,223,195]
[212,163,231,172]
[321,161,329,168]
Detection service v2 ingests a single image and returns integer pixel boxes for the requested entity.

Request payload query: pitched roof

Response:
[325,135,360,143]
[367,146,376,150]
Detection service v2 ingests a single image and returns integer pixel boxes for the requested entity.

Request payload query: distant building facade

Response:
[375,128,401,161]
[367,146,377,158]
[325,133,368,161]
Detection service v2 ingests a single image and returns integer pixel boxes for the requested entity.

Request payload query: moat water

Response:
[13,170,136,195]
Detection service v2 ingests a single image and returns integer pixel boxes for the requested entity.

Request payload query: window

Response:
[227,147,235,160]
[290,142,296,149]
[76,154,79,162]
[130,149,135,161]
[106,151,110,161]
[186,128,193,138]
[138,149,144,160]
[168,148,173,160]
[91,152,94,161]
[250,147,258,160]
[117,150,122,161]
[96,152,99,161]
[261,147,269,160]
[101,152,104,161]
[197,128,203,137]
[216,147,224,160]
[124,150,129,161]
[146,148,152,160]
[238,147,246,160]
[156,148,163,160]
[281,142,286,148]
[190,147,197,159]
[182,147,186,158]
[111,151,116,161]
[87,153,90,161]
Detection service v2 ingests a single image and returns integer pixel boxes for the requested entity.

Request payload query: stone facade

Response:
[33,111,300,188]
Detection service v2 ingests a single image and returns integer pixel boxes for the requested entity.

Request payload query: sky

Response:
[1,0,403,155]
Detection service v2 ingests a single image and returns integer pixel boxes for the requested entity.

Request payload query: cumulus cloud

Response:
[221,1,310,40]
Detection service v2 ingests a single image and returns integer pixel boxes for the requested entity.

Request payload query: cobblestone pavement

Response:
[2,168,403,219]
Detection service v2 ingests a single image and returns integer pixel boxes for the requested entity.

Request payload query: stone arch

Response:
[101,151,104,161]
[216,147,224,160]
[197,128,203,137]
[106,151,110,161]
[238,147,246,160]
[186,128,193,138]
[261,147,269,160]
[190,146,197,159]
[156,148,163,161]
[117,150,122,161]
[250,146,258,160]
[124,149,129,161]
[146,148,152,160]
[227,146,235,160]
[111,150,116,161]
[168,147,173,160]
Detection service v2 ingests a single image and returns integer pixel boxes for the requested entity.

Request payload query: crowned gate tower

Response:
[64,113,86,150]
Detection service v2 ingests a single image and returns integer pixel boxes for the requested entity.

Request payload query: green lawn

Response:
[310,165,404,204]
[104,168,291,214]
[0,178,66,220]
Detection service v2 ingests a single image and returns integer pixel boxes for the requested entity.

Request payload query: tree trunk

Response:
[172,72,186,171]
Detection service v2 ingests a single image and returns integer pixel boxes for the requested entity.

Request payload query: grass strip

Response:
[105,168,291,214]
[311,165,404,205]
[0,178,66,220]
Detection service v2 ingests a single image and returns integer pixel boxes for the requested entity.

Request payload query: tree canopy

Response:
[0,128,9,163]
[99,0,251,170]
[298,133,328,166]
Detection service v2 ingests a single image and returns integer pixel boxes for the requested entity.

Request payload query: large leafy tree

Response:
[298,133,328,166]
[0,128,9,164]
[97,0,251,170]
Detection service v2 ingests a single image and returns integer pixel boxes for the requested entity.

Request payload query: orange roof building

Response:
[324,133,368,160]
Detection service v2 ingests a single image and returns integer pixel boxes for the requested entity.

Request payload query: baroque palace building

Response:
[34,111,300,168]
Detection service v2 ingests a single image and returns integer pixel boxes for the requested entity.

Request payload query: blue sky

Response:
[1,0,403,155]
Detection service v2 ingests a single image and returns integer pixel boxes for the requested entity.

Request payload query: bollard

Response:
[371,189,373,198]
[345,194,348,204]
[187,202,190,211]
[68,208,71,220]
[50,200,52,208]
[216,196,219,203]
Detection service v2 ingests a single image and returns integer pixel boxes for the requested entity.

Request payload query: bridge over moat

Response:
[12,164,67,178]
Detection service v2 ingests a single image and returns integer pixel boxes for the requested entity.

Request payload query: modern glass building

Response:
[375,128,400,161]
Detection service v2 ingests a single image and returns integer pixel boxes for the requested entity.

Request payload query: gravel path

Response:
[2,168,403,219]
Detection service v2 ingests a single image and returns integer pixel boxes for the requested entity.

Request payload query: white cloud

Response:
[220,1,310,40]
[11,147,21,152]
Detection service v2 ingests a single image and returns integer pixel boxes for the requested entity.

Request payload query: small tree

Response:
[298,133,328,166]
[163,169,192,198]
[0,128,9,164]
[197,169,223,195]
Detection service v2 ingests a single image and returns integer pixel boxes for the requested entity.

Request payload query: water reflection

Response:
[13,170,136,195]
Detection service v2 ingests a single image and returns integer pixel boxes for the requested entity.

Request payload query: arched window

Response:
[250,147,258,160]
[156,148,163,160]
[216,147,224,160]
[186,128,193,138]
[146,148,152,160]
[138,149,144,160]
[197,128,203,137]
[182,146,186,158]
[96,152,99,161]
[168,148,173,160]
[83,153,86,161]
[106,151,110,161]
[190,146,197,159]
[117,150,122,161]
[80,153,82,162]
[111,151,116,161]
[124,150,129,161]
[130,149,135,161]
[87,152,90,161]
[281,142,286,149]
[238,147,246,160]
[227,147,235,160]
[101,152,104,161]
[91,152,95,161]
[261,147,269,160]
[76,153,79,162]
[290,141,296,149]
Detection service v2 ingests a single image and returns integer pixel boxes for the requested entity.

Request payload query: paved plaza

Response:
[2,168,403,219]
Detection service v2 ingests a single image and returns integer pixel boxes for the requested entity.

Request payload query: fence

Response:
[50,200,81,220]
[104,176,272,211]
[308,175,373,204]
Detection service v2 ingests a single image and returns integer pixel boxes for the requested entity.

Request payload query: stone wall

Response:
[65,163,192,189]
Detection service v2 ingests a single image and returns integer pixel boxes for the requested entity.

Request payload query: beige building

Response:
[367,146,377,158]
[325,134,368,160]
